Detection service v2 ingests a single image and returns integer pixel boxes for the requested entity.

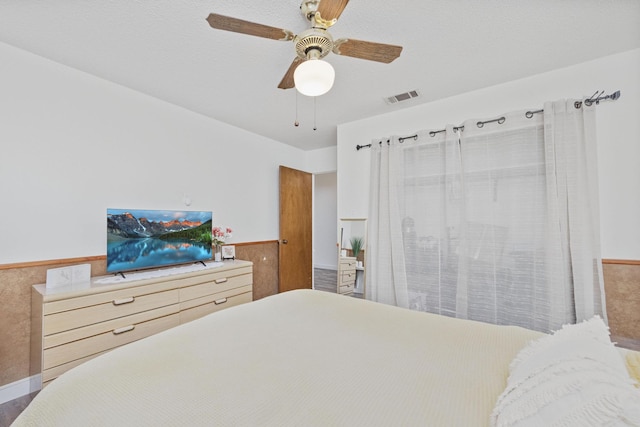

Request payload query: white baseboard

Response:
[314,263,337,270]
[0,375,41,404]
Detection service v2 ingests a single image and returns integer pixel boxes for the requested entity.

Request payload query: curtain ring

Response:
[498,117,506,124]
[477,121,484,128]
[574,101,583,109]
[525,111,534,118]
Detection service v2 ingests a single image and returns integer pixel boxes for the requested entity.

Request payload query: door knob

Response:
[282,239,288,244]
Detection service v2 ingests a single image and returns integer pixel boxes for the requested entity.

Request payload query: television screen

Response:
[107,208,213,274]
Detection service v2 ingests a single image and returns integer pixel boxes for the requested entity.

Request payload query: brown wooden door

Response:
[279,166,312,292]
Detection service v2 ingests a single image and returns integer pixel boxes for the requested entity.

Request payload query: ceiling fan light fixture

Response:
[294,58,335,97]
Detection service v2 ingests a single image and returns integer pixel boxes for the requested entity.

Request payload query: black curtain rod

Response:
[356,90,621,151]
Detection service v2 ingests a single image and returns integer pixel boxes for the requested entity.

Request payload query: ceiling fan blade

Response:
[317,0,350,21]
[206,13,294,41]
[278,57,305,90]
[333,38,403,63]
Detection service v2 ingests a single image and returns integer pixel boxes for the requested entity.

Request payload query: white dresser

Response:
[337,257,357,295]
[31,260,252,388]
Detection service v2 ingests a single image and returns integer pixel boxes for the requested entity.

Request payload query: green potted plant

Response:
[349,236,364,259]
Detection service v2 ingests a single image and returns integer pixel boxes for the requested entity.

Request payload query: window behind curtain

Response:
[400,124,559,329]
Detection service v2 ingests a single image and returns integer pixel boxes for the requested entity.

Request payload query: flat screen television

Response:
[107,208,213,274]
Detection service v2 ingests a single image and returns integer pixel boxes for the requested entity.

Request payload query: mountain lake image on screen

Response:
[106,208,213,273]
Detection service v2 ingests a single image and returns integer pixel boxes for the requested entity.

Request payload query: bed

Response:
[13,289,640,426]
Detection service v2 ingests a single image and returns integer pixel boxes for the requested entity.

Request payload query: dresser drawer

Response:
[340,270,356,285]
[339,283,354,294]
[44,289,180,335]
[180,284,252,312]
[180,272,252,302]
[180,290,252,324]
[44,304,179,349]
[339,258,357,269]
[43,312,180,370]
[171,265,251,289]
[43,280,179,315]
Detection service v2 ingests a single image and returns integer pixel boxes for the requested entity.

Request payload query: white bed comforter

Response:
[14,289,545,426]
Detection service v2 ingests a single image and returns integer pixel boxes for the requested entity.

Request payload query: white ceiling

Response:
[1,1,639,151]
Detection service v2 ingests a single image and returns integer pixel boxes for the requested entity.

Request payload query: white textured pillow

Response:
[491,316,640,427]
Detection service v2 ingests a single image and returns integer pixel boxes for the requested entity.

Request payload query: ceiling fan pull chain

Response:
[313,96,317,131]
[294,90,300,127]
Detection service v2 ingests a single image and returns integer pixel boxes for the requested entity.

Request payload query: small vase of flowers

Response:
[212,226,232,262]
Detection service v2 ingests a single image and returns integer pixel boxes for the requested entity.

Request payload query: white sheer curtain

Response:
[366,99,606,332]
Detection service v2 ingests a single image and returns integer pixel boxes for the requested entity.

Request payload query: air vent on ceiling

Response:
[385,90,420,105]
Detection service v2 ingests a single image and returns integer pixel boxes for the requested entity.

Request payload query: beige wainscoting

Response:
[603,259,640,342]
[0,241,279,388]
[233,241,279,300]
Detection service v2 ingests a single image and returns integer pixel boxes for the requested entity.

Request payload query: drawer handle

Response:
[215,278,228,284]
[214,298,228,305]
[112,325,135,335]
[112,296,135,306]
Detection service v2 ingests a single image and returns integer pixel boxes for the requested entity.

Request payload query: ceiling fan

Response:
[206,0,403,96]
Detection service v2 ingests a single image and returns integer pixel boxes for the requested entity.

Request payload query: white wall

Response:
[313,172,337,270]
[0,42,310,264]
[305,146,337,174]
[337,48,640,260]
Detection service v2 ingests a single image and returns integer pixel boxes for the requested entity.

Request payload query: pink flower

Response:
[212,226,233,246]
